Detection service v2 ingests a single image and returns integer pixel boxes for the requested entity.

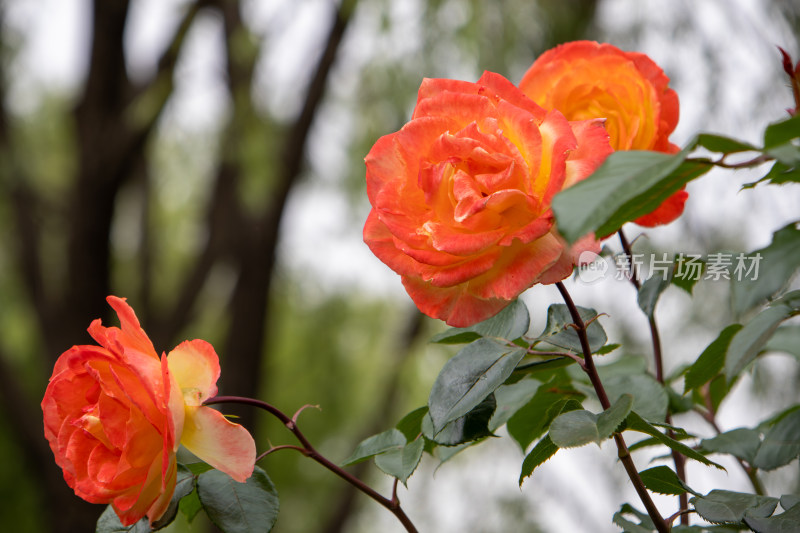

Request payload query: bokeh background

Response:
[1,0,800,531]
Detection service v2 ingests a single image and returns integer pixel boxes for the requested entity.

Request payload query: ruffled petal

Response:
[88,296,158,361]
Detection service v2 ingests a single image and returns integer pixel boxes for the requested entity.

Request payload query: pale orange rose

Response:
[42,296,256,526]
[520,40,687,227]
[364,72,612,327]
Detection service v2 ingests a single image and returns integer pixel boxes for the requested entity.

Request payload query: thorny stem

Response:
[618,229,689,524]
[521,347,586,365]
[204,396,419,533]
[687,153,772,169]
[555,282,670,533]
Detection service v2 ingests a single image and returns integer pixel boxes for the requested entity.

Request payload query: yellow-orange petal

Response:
[180,406,256,483]
[167,340,220,406]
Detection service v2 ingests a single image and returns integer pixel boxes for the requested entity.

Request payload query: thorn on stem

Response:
[292,403,321,424]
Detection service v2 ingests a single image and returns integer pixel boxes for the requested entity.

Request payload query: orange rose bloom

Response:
[42,296,256,526]
[364,72,612,327]
[520,40,687,227]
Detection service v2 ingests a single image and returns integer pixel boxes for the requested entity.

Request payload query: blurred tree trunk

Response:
[0,0,356,530]
[0,0,606,531]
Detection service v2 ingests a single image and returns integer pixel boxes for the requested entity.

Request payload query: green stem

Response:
[555,282,669,533]
[204,396,419,533]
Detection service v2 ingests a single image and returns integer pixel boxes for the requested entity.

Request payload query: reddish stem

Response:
[618,229,689,523]
[204,396,419,533]
[555,282,669,533]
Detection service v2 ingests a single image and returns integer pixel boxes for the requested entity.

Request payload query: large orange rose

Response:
[364,72,612,327]
[520,40,687,227]
[42,296,256,526]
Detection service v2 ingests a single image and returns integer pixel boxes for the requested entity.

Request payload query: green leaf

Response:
[612,503,657,533]
[595,343,621,355]
[750,161,800,187]
[685,324,743,393]
[197,466,279,533]
[697,133,757,154]
[549,409,600,448]
[512,355,576,375]
[374,436,425,485]
[549,394,632,449]
[430,299,530,343]
[692,490,779,524]
[753,409,800,470]
[184,462,214,476]
[395,407,428,442]
[763,325,800,358]
[489,377,541,430]
[628,430,693,453]
[428,338,525,434]
[518,399,584,484]
[604,373,668,423]
[671,525,743,532]
[639,465,695,496]
[552,147,711,243]
[596,394,634,438]
[701,428,762,464]
[707,375,733,414]
[422,393,496,446]
[730,224,800,317]
[667,387,695,414]
[506,378,584,450]
[96,508,150,533]
[595,354,648,378]
[638,272,673,318]
[432,442,474,465]
[341,428,406,466]
[518,434,558,486]
[766,143,800,167]
[537,304,607,353]
[780,494,800,511]
[151,465,196,530]
[672,254,706,294]
[745,503,800,533]
[179,490,203,524]
[624,411,724,470]
[763,115,800,149]
[725,300,800,381]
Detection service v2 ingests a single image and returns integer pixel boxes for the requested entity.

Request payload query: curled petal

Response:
[180,407,256,483]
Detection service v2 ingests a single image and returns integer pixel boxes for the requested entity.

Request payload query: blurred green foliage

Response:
[1,0,799,532]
